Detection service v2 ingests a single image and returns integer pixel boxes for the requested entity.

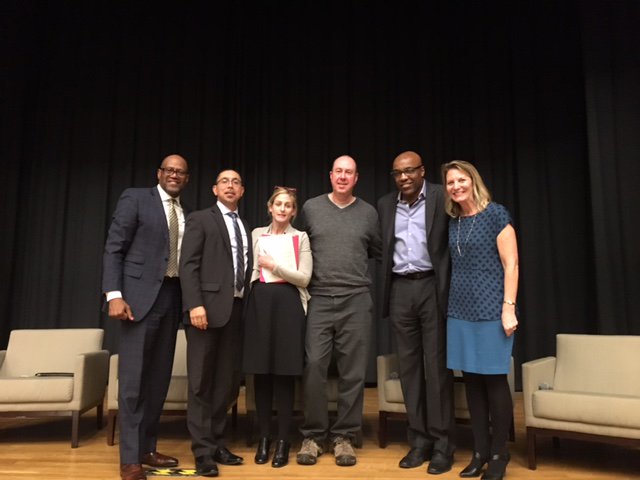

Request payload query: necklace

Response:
[456,214,477,256]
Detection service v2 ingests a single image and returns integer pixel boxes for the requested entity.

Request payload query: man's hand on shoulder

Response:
[108,298,135,321]
[190,306,208,330]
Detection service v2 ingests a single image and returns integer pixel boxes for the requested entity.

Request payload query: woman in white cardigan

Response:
[243,186,312,468]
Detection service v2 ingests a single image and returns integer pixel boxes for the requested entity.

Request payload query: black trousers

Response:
[389,275,455,455]
[185,298,243,457]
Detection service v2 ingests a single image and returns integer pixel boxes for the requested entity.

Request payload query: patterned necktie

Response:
[227,212,245,291]
[166,198,179,277]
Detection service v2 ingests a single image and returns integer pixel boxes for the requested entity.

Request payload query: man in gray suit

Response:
[103,154,190,480]
[179,169,252,477]
[377,151,455,475]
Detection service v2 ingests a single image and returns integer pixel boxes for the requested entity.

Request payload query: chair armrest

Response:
[377,354,399,380]
[377,354,399,409]
[507,356,516,395]
[522,356,556,422]
[107,354,119,407]
[72,350,110,409]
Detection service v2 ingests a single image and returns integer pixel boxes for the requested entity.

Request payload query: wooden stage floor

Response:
[1,389,639,479]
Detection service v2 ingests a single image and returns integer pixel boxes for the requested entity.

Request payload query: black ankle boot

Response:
[271,439,290,468]
[255,437,271,464]
[481,453,510,480]
[460,451,488,477]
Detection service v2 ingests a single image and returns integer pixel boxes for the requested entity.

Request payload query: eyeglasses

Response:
[274,185,297,194]
[217,177,242,186]
[390,165,423,178]
[159,167,189,177]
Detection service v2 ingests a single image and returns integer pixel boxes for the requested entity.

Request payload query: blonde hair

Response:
[267,187,298,220]
[441,160,492,217]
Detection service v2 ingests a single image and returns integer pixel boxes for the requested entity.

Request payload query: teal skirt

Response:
[447,317,513,374]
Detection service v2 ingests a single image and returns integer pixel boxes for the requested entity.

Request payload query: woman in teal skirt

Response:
[441,161,519,480]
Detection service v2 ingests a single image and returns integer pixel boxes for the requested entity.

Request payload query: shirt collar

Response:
[157,184,181,206]
[217,200,239,216]
[396,180,427,205]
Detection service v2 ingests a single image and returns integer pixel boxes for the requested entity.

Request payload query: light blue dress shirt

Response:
[392,182,433,274]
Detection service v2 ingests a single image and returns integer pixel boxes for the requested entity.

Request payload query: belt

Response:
[392,270,434,280]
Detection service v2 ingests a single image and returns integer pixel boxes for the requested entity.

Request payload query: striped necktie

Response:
[227,212,245,291]
[166,198,179,277]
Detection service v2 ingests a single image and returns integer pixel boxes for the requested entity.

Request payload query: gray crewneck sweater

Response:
[298,194,382,296]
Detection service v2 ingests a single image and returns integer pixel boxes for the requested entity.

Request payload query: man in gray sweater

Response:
[296,155,382,467]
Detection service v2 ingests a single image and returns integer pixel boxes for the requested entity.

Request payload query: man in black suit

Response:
[179,169,252,477]
[103,154,190,480]
[377,151,455,475]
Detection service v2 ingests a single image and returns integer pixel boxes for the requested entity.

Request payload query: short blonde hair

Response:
[267,187,298,220]
[441,160,492,217]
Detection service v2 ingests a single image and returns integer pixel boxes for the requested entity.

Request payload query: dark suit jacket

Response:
[102,187,188,321]
[179,204,253,328]
[377,181,451,319]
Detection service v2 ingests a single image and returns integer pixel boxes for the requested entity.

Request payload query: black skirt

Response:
[243,281,306,375]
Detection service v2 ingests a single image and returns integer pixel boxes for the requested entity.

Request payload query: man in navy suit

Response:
[103,154,190,480]
[377,151,455,475]
[179,169,252,477]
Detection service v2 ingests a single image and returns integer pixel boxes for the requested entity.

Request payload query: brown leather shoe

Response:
[141,451,179,468]
[120,463,146,480]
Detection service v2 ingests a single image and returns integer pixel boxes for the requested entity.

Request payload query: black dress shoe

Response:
[271,439,290,468]
[460,452,488,477]
[195,456,219,477]
[481,453,510,480]
[255,437,271,464]
[214,446,244,465]
[427,451,453,475]
[399,446,431,468]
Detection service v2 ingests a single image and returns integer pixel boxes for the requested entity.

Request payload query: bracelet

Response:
[503,300,516,306]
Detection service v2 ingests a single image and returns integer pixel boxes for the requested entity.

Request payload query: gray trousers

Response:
[300,291,373,443]
[389,275,455,455]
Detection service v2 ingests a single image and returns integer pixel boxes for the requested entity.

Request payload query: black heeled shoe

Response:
[254,437,271,464]
[271,439,290,468]
[460,451,488,477]
[481,453,510,480]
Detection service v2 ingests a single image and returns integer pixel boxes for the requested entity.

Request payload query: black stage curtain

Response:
[2,0,638,384]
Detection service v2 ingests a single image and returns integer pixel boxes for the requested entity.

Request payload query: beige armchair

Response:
[106,328,189,445]
[0,328,109,447]
[377,353,515,448]
[106,328,237,445]
[522,334,640,469]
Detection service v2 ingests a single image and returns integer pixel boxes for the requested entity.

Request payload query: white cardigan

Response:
[250,224,312,313]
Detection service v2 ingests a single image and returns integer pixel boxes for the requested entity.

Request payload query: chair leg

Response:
[509,413,515,442]
[231,402,238,429]
[246,411,255,447]
[71,411,80,448]
[526,427,537,470]
[106,411,117,446]
[378,411,388,448]
[96,402,104,429]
